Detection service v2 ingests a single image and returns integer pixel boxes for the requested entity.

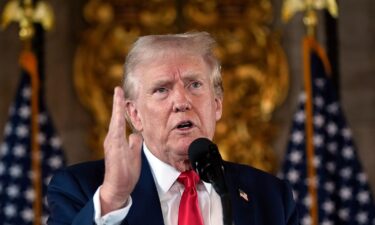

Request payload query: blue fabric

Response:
[47,151,298,225]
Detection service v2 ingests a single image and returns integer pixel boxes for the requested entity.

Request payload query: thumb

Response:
[128,133,143,153]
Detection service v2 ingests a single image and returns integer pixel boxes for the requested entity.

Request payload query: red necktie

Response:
[178,170,204,225]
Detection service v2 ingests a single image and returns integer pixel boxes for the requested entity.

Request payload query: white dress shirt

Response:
[93,143,223,225]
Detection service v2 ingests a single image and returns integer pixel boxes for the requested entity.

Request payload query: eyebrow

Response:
[151,78,173,87]
[180,72,206,84]
[147,78,173,93]
[147,72,205,90]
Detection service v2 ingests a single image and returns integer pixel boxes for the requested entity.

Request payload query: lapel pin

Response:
[238,189,249,202]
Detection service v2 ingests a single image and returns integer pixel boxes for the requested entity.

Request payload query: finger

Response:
[108,87,127,139]
[108,87,120,130]
[109,87,119,123]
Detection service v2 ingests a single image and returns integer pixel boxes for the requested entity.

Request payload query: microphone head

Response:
[188,137,223,183]
[188,138,215,165]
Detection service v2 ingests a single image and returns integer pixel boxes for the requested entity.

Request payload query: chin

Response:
[175,137,196,150]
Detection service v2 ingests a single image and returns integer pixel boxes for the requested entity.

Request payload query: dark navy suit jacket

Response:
[47,151,298,225]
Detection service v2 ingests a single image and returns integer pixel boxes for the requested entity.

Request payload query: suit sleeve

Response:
[47,169,96,225]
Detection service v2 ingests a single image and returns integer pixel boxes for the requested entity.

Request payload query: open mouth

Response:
[176,121,193,129]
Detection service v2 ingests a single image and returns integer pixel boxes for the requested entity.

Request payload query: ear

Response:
[125,100,143,132]
[214,96,223,121]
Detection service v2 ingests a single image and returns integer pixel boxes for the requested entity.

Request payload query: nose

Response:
[172,85,191,112]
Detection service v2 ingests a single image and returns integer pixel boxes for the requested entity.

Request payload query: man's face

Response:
[126,52,222,171]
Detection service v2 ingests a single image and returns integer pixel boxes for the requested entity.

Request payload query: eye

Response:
[154,87,168,94]
[190,81,202,89]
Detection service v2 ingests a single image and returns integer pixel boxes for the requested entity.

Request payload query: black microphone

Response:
[188,137,233,225]
[188,137,227,195]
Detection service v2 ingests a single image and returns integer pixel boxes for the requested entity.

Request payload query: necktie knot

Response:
[178,170,200,189]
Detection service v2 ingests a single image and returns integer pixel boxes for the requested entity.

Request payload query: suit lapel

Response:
[225,164,255,225]
[123,154,255,225]
[124,150,165,225]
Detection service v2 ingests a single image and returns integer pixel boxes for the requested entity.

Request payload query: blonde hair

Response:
[123,32,223,100]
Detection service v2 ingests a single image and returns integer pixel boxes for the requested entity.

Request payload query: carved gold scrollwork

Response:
[74,0,289,173]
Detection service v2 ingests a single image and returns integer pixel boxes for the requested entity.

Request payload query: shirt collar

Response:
[143,142,212,194]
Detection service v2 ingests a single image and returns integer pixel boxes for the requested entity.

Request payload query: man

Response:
[47,32,298,225]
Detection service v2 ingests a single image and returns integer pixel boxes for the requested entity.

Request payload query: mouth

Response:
[175,120,194,130]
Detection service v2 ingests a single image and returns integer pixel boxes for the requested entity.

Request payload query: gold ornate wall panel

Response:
[74,0,289,173]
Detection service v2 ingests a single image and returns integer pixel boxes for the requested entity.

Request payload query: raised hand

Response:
[100,87,143,215]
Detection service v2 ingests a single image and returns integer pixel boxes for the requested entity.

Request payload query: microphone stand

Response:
[209,175,234,225]
[189,138,234,225]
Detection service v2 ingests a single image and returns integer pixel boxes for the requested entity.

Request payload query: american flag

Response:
[0,51,66,224]
[280,38,375,225]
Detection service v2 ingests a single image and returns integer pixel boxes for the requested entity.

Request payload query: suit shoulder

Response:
[64,159,105,175]
[224,161,295,208]
[224,161,286,188]
[49,160,105,194]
